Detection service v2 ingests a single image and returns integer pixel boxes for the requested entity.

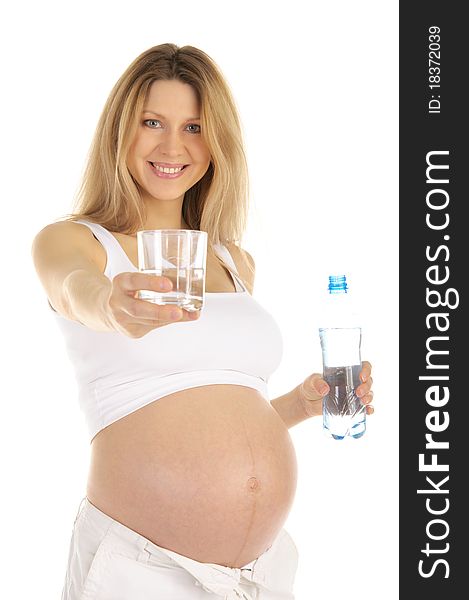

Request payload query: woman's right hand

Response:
[105,272,200,338]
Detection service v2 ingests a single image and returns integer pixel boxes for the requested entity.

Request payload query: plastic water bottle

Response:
[318,275,366,440]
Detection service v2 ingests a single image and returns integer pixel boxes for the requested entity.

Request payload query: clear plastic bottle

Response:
[319,275,366,440]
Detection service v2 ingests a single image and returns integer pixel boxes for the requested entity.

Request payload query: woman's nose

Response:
[158,129,184,156]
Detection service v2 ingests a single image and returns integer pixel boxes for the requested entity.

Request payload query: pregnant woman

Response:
[32,44,374,600]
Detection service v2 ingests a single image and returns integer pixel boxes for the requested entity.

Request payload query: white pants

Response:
[61,497,299,599]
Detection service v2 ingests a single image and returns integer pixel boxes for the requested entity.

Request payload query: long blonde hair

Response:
[65,43,250,253]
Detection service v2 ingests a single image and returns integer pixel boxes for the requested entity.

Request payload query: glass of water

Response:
[136,229,207,312]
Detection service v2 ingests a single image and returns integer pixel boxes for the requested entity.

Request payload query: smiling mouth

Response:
[149,162,188,174]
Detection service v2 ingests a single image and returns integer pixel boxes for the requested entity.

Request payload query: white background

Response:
[1,1,398,598]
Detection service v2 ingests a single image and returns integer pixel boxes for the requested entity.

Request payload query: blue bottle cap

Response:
[328,275,348,293]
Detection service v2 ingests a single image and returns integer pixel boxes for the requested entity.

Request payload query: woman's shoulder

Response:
[35,217,90,234]
[31,219,104,262]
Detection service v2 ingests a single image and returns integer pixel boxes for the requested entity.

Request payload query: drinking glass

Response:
[136,229,207,312]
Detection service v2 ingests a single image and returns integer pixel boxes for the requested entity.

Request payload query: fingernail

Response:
[170,309,182,320]
[360,373,367,383]
[318,384,329,396]
[161,278,172,291]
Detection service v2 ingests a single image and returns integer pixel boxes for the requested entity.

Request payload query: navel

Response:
[246,476,260,491]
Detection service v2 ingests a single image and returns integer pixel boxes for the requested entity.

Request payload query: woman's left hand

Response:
[297,360,374,418]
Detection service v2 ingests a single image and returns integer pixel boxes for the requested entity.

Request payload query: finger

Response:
[125,298,184,324]
[181,309,201,321]
[301,373,330,402]
[116,271,173,294]
[359,390,374,406]
[134,303,201,325]
[356,376,373,399]
[360,360,372,382]
[157,307,201,323]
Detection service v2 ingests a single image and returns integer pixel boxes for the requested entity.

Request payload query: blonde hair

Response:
[65,43,250,253]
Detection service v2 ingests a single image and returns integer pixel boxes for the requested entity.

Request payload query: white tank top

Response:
[51,220,284,442]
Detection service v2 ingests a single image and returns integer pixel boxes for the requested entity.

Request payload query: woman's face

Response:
[127,79,211,205]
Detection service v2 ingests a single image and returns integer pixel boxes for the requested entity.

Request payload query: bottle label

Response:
[319,327,361,367]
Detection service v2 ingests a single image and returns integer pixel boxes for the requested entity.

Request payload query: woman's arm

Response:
[270,384,322,429]
[272,365,374,429]
[270,375,329,429]
[31,221,198,336]
[32,221,114,330]
[226,246,374,428]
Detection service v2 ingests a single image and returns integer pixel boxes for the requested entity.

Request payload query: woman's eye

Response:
[144,119,162,128]
[143,120,200,133]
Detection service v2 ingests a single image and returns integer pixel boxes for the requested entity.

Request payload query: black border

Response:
[400,2,466,596]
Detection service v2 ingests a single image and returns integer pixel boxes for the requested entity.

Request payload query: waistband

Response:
[77,497,289,599]
[85,371,270,442]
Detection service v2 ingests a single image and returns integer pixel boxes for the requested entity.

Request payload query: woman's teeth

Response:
[151,163,185,174]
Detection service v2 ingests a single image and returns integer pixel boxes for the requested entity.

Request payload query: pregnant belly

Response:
[86,385,298,568]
